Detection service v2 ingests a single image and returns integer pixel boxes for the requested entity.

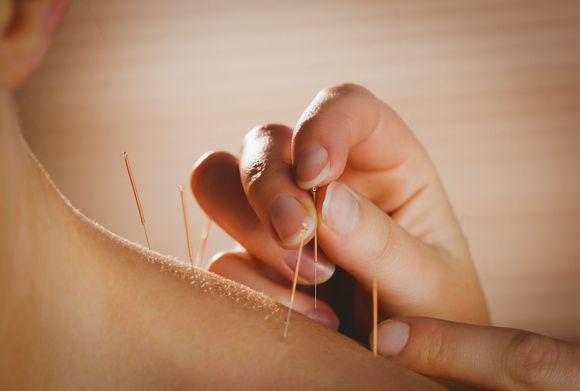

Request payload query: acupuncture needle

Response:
[179,185,194,267]
[372,278,378,358]
[283,223,307,339]
[195,217,212,269]
[312,186,318,309]
[122,152,151,250]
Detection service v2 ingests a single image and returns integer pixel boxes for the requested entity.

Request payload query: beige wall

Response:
[16,0,580,340]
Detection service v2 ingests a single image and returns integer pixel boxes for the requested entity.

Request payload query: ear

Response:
[0,0,69,89]
[0,1,12,32]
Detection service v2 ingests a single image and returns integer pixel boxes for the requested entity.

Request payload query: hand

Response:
[374,317,580,390]
[191,83,489,332]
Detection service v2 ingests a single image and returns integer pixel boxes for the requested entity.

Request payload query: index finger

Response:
[292,83,464,253]
[293,83,432,190]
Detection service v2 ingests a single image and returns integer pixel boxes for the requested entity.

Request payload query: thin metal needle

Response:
[312,187,318,309]
[122,152,151,250]
[141,224,151,251]
[179,185,194,267]
[283,224,307,339]
[195,217,212,269]
[373,278,378,358]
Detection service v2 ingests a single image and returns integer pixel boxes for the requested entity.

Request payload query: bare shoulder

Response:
[87,226,444,390]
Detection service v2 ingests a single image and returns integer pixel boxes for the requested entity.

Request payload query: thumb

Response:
[316,180,488,323]
[316,181,447,316]
[374,317,580,390]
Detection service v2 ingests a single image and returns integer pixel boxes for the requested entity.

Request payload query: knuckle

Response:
[296,82,376,137]
[241,124,291,193]
[296,83,369,135]
[507,332,560,388]
[258,123,292,137]
[244,161,285,200]
[243,123,289,146]
[244,158,267,190]
[296,104,352,135]
[417,322,452,368]
[242,125,263,145]
[362,220,401,268]
[322,82,368,98]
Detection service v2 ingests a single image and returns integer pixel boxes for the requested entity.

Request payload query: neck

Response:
[0,89,171,386]
[1,89,77,258]
[0,90,88,378]
[0,88,107,294]
[0,89,160,276]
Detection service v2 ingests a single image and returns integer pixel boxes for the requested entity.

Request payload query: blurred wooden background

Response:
[16,0,580,340]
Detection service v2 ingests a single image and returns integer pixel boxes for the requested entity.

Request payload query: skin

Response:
[191,84,491,334]
[3,1,577,389]
[375,317,580,390]
[0,1,443,389]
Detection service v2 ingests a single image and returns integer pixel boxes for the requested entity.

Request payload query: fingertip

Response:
[190,151,238,206]
[320,181,360,237]
[296,162,331,190]
[376,319,411,357]
[294,143,331,189]
[307,307,340,330]
[283,243,336,285]
[269,195,318,248]
[191,150,215,181]
[191,150,237,182]
[292,83,375,190]
[277,212,316,248]
[207,250,232,273]
[208,250,250,275]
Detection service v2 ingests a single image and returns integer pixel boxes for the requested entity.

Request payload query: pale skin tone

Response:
[0,110,441,390]
[2,1,578,389]
[0,1,442,389]
[192,77,580,390]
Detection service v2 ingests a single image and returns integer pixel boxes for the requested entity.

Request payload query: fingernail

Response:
[270,196,315,246]
[284,244,335,283]
[307,307,340,330]
[377,320,410,356]
[322,182,359,235]
[296,144,330,189]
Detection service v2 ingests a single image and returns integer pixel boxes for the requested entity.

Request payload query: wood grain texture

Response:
[16,0,580,340]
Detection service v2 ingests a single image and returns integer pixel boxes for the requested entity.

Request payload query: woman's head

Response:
[0,0,69,89]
